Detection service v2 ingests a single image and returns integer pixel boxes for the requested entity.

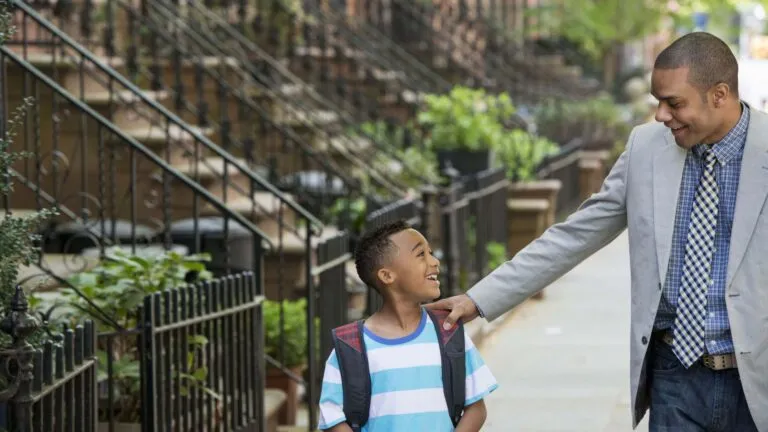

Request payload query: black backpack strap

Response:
[331,320,370,432]
[426,309,466,427]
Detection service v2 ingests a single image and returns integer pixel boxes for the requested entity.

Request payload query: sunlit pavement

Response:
[478,231,649,431]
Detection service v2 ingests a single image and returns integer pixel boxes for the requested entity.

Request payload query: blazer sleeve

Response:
[467,127,638,321]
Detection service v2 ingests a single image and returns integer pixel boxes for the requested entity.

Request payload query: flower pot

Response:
[437,149,492,177]
[266,365,307,425]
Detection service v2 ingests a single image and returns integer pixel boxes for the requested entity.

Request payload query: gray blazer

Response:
[468,108,768,429]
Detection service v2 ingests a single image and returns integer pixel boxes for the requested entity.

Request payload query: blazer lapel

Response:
[653,130,688,284]
[727,112,768,286]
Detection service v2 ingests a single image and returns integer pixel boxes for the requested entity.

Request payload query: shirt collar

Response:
[693,102,749,165]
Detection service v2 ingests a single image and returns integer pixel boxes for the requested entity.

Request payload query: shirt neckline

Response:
[363,308,428,345]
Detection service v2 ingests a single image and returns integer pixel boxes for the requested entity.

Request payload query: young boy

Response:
[318,220,498,431]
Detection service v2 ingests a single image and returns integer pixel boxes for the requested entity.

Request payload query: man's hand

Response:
[424,294,481,330]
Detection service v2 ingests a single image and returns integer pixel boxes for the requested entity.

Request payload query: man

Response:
[428,32,766,431]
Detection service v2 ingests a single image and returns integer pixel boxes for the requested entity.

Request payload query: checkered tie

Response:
[672,148,719,368]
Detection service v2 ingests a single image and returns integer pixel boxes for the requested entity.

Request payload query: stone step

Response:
[201,191,302,226]
[16,253,100,292]
[119,123,217,166]
[266,388,288,432]
[78,89,170,130]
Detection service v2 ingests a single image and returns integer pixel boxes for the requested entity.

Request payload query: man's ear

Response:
[377,267,396,286]
[711,83,730,107]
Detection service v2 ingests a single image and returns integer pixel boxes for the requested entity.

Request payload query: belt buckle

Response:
[702,354,735,371]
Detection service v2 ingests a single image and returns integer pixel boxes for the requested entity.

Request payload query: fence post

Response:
[0,285,41,432]
[440,177,459,297]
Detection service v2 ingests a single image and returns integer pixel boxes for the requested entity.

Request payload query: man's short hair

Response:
[354,220,411,292]
[654,32,739,97]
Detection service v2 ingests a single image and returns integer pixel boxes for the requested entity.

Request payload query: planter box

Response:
[98,423,141,432]
[437,149,492,177]
[266,365,306,426]
[578,150,611,203]
[507,198,551,299]
[508,179,562,227]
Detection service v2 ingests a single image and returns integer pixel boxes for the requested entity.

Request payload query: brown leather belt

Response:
[661,332,737,371]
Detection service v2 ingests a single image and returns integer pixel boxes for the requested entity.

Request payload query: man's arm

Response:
[429,128,637,327]
[455,399,487,432]
[469,132,636,321]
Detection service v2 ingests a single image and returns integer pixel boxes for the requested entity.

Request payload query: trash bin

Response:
[45,219,157,254]
[167,217,255,276]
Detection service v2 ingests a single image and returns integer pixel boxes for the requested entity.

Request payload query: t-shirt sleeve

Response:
[318,349,347,430]
[463,329,498,406]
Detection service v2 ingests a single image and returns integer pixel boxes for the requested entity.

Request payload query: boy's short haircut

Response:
[354,220,411,293]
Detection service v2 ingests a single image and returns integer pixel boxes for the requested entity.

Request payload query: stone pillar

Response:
[507,198,551,299]
[508,179,562,227]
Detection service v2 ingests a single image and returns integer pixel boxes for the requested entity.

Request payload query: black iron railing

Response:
[0,42,277,430]
[0,287,99,432]
[536,137,584,216]
[148,0,434,187]
[139,272,265,432]
[13,0,374,224]
[9,0,325,241]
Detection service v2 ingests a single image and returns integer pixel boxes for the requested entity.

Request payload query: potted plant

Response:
[417,87,517,176]
[263,298,311,425]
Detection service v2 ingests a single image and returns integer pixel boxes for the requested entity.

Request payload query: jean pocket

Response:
[652,339,683,374]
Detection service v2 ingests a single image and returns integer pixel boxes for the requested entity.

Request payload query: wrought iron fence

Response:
[0,271,264,432]
[439,168,509,296]
[139,272,265,432]
[0,287,99,432]
[536,137,584,217]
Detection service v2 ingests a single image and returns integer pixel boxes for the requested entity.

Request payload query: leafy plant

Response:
[534,95,630,147]
[263,298,317,368]
[43,248,216,423]
[0,97,58,310]
[417,87,517,152]
[485,242,508,275]
[328,196,367,235]
[58,248,212,329]
[494,129,559,182]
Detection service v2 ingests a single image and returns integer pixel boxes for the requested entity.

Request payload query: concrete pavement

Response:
[478,231,649,432]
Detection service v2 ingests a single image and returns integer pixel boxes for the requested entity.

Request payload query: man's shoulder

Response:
[629,121,668,146]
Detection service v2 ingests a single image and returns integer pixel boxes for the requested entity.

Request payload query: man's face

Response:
[651,67,720,149]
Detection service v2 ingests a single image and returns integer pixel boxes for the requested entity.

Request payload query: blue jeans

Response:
[648,335,758,432]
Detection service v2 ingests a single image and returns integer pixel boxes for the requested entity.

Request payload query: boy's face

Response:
[378,228,441,302]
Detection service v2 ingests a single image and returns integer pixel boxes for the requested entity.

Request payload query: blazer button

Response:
[642,336,648,345]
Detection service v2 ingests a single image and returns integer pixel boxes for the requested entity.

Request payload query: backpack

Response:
[331,309,466,432]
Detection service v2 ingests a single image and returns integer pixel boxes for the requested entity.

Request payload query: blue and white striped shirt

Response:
[654,104,750,355]
[318,308,498,431]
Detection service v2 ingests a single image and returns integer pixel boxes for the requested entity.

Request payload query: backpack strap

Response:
[331,320,370,432]
[426,309,466,427]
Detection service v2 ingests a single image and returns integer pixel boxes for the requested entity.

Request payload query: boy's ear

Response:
[376,266,396,286]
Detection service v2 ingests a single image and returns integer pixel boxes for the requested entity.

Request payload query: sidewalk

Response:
[477,231,649,432]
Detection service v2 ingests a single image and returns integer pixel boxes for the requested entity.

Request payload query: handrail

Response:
[142,0,409,195]
[11,0,325,234]
[385,0,578,101]
[308,3,451,93]
[111,0,366,191]
[0,45,274,249]
[149,0,429,191]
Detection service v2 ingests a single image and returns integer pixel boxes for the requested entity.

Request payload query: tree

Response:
[531,0,670,87]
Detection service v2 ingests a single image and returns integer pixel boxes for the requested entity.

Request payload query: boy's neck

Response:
[367,299,424,337]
